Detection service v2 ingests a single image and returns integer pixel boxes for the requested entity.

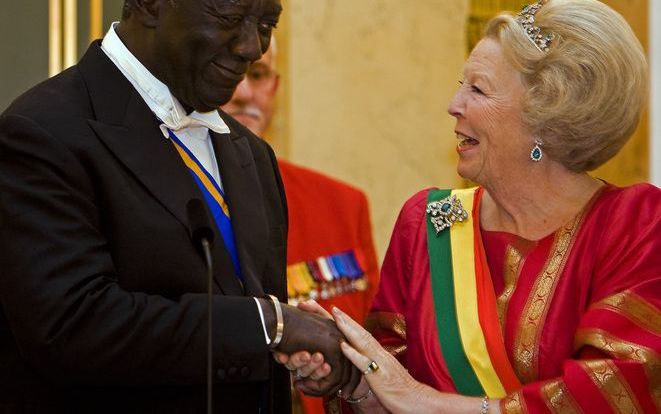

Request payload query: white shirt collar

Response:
[100,22,230,136]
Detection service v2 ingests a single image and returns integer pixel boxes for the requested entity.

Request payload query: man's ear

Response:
[269,74,280,96]
[130,0,165,28]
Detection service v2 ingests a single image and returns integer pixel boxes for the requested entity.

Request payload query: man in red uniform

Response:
[221,39,380,414]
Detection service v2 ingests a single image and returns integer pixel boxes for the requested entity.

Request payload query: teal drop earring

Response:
[530,139,543,162]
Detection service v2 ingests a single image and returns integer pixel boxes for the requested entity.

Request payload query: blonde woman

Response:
[280,1,660,413]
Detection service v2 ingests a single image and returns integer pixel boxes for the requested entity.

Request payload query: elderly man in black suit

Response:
[0,0,356,412]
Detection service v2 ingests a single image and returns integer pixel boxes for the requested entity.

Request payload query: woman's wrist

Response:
[338,377,382,409]
[338,388,373,404]
[341,376,370,401]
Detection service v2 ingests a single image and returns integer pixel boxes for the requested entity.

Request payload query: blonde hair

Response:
[486,0,648,172]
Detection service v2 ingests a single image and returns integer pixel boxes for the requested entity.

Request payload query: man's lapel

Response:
[212,126,268,297]
[78,42,244,296]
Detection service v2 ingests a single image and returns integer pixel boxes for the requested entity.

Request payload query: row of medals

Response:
[286,250,368,306]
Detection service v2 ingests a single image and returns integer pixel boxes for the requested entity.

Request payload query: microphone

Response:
[186,198,215,414]
[187,198,215,255]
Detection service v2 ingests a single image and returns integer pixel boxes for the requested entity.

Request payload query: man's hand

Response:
[258,298,353,396]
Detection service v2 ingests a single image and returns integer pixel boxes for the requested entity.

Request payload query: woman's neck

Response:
[479,163,604,240]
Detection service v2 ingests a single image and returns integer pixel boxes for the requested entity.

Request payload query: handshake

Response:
[258,298,362,397]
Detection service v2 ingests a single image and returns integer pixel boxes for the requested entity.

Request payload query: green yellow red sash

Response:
[426,187,521,398]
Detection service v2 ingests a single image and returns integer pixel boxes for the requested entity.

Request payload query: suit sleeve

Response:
[0,113,271,386]
[266,140,288,254]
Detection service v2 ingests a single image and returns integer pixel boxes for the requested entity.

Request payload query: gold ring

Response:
[363,360,379,375]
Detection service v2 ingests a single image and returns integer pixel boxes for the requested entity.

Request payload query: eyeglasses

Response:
[245,62,279,87]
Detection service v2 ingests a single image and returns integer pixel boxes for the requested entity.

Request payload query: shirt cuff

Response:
[253,297,271,345]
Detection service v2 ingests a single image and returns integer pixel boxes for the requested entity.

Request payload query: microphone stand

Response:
[201,238,213,414]
[186,198,216,414]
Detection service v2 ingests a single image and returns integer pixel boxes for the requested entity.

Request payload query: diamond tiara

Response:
[516,1,555,52]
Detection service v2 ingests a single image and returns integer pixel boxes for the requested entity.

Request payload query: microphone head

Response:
[186,198,215,247]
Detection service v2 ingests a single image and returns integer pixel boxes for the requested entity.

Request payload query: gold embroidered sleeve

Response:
[501,287,660,413]
[572,288,661,412]
[365,311,407,359]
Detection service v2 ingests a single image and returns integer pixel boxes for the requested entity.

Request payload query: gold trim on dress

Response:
[365,312,407,357]
[582,359,644,414]
[498,245,524,329]
[365,311,407,339]
[513,212,584,382]
[591,290,661,335]
[541,379,583,414]
[575,328,661,412]
[383,344,408,358]
[501,390,527,414]
[574,328,661,364]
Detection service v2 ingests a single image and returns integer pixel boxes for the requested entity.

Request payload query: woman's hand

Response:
[332,306,497,414]
[331,306,428,413]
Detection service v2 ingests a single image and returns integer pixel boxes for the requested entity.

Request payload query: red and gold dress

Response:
[368,184,660,413]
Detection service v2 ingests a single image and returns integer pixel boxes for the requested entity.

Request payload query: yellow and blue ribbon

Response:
[167,128,242,281]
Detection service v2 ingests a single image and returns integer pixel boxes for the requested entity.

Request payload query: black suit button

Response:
[240,367,250,378]
[216,369,226,380]
[228,367,239,377]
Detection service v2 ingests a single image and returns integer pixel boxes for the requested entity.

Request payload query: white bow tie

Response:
[159,110,230,139]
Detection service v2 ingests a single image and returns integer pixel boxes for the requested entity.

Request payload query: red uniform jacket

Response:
[278,160,380,414]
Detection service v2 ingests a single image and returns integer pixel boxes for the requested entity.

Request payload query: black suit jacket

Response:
[0,42,290,413]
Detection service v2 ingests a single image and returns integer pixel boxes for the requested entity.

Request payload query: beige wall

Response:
[277,0,650,261]
[592,0,649,185]
[281,1,469,260]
